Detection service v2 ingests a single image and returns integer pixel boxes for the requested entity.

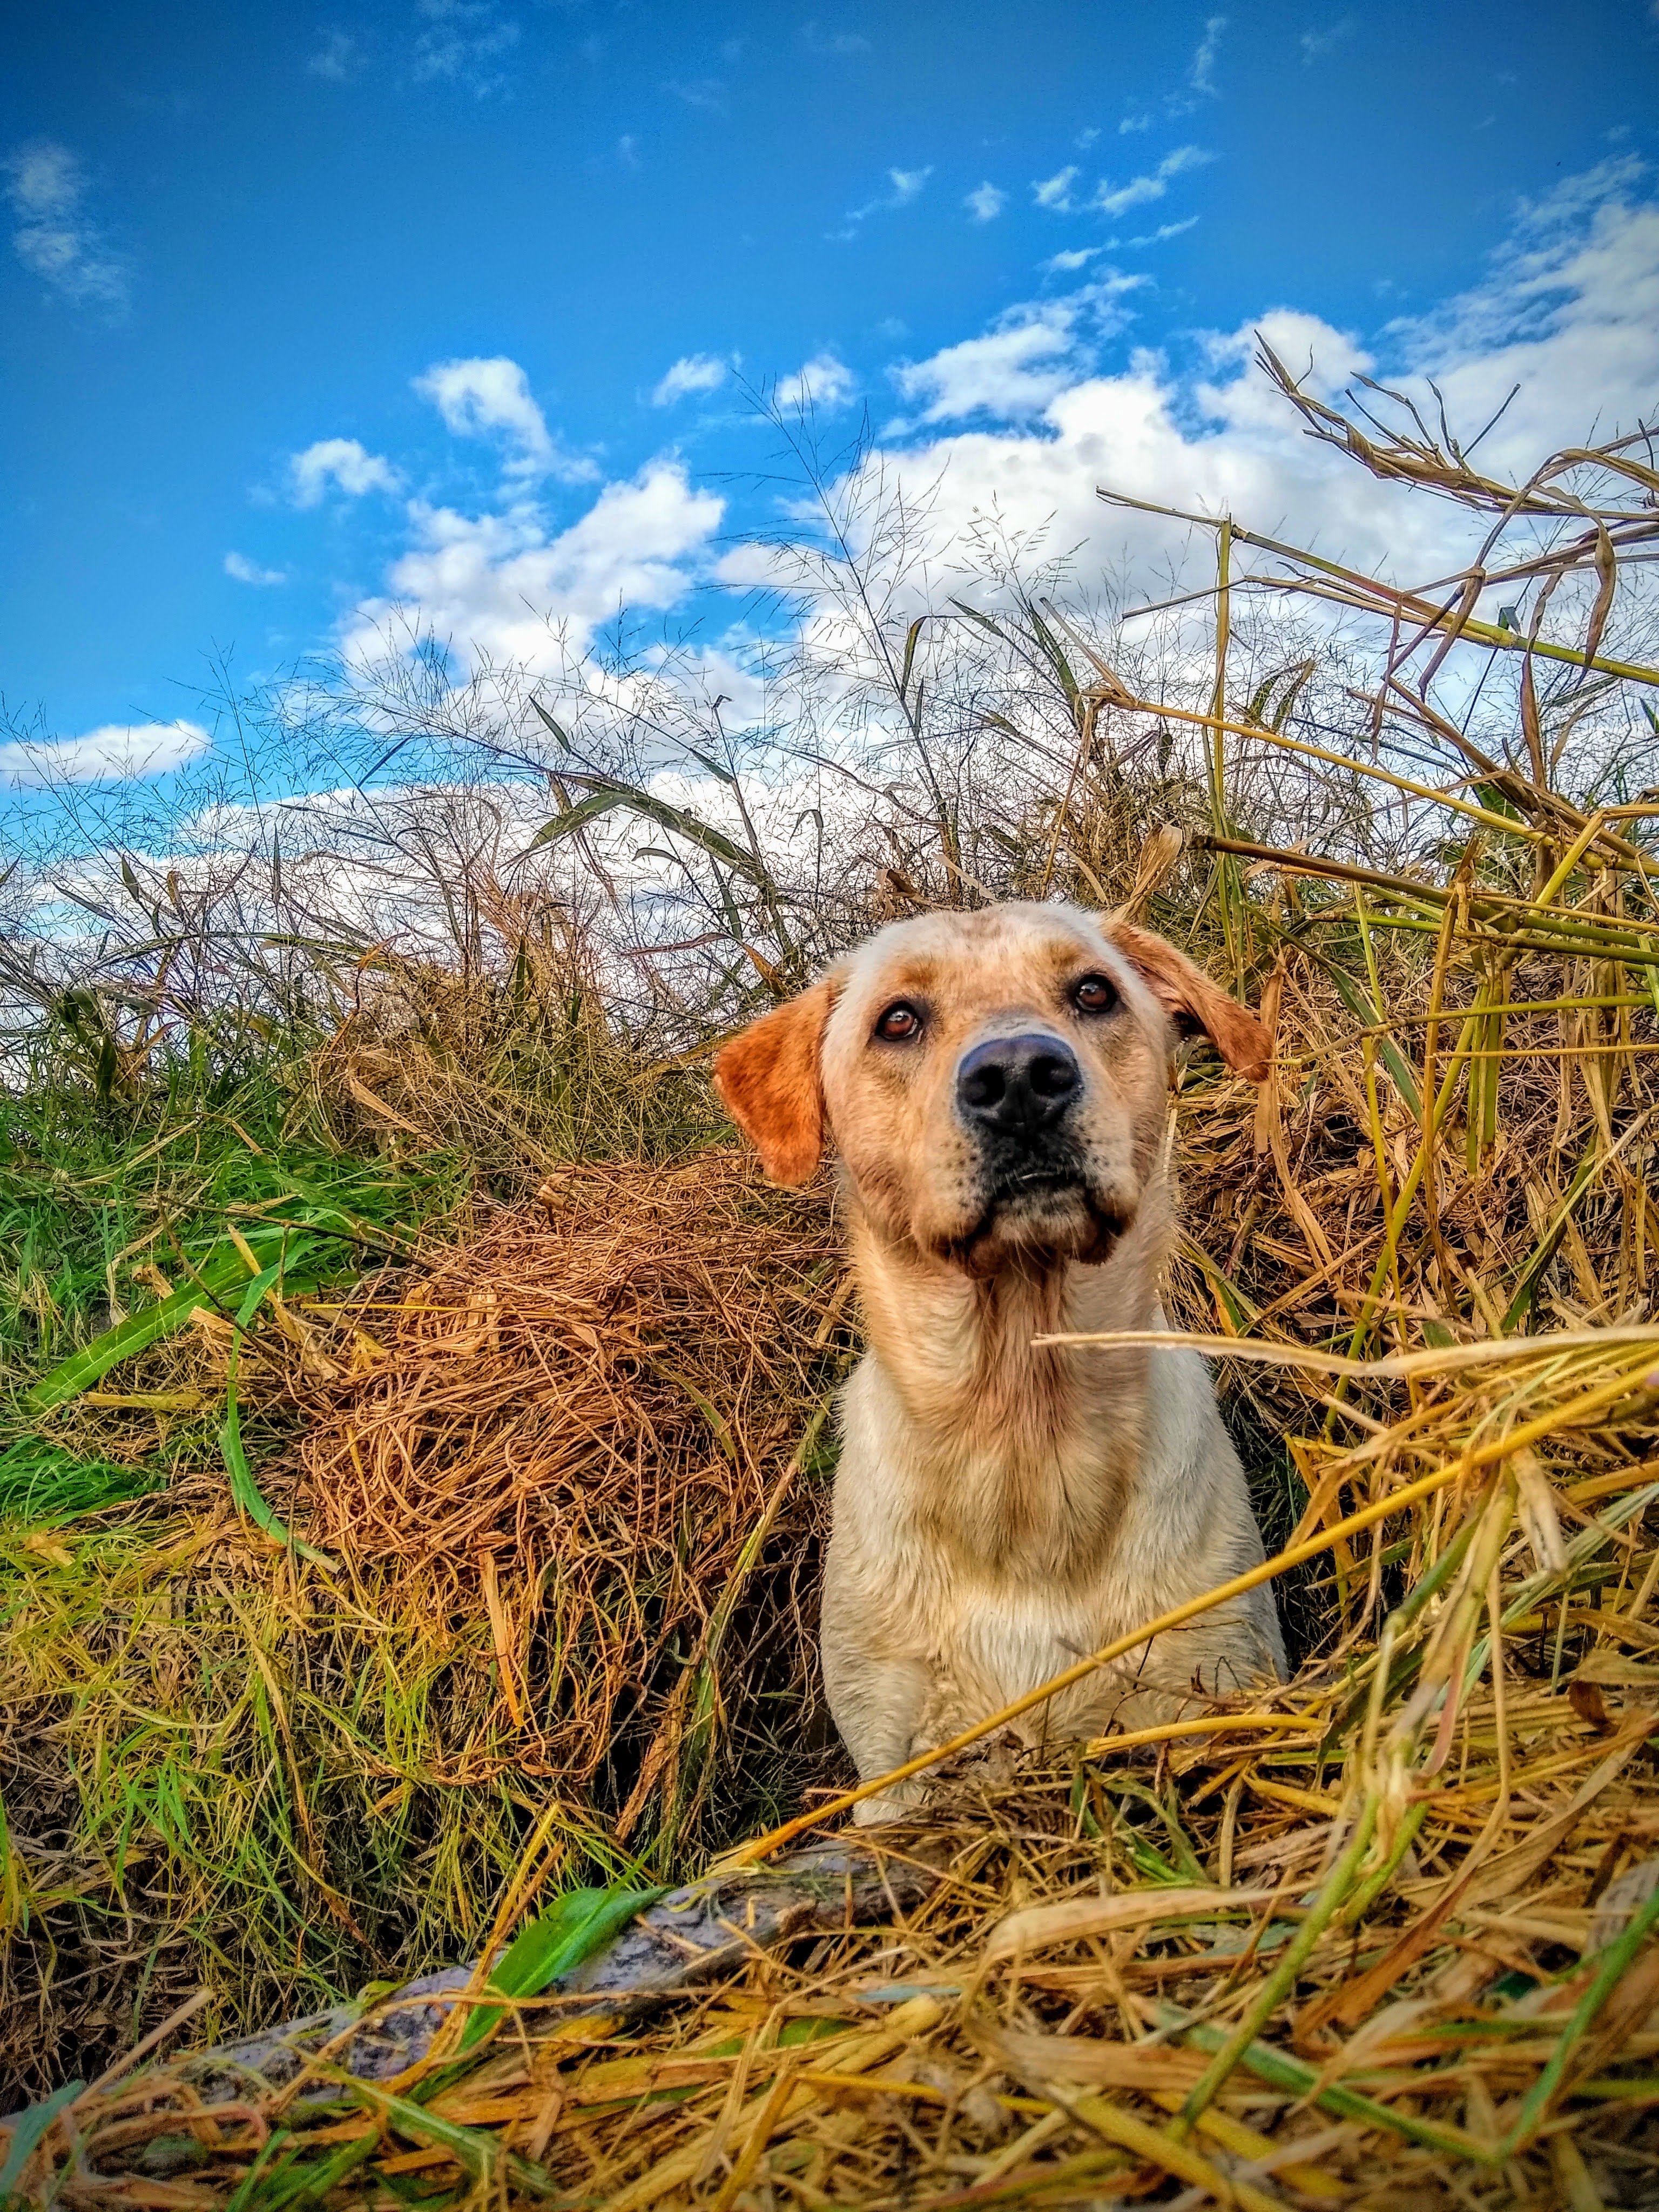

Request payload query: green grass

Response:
[0,978,750,2096]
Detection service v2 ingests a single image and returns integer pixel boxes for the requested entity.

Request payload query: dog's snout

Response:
[956,1032,1081,1136]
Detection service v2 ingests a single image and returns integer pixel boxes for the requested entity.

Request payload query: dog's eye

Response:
[1072,973,1118,1016]
[874,1001,923,1042]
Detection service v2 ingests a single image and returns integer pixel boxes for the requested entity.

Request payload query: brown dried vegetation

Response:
[5,369,1659,2206]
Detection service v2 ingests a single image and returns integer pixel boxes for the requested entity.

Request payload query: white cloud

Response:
[288,437,403,508]
[786,166,1659,633]
[225,552,288,586]
[1190,15,1227,96]
[823,315,1448,612]
[664,77,726,112]
[1,720,210,788]
[965,181,1006,223]
[1112,215,1201,251]
[777,352,857,410]
[307,29,360,79]
[801,22,869,53]
[411,0,520,93]
[1046,221,1196,272]
[838,164,932,235]
[893,319,1078,424]
[1093,144,1212,220]
[1300,16,1357,62]
[1380,157,1659,474]
[891,282,1142,424]
[1033,166,1079,213]
[651,352,729,406]
[1120,111,1152,134]
[414,355,597,483]
[345,461,724,676]
[4,139,128,310]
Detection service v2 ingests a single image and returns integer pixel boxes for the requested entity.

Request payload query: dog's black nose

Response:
[957,1032,1081,1136]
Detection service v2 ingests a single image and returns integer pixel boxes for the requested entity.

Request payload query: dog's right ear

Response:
[712,979,835,1185]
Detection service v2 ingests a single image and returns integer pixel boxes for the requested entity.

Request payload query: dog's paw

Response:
[852,1784,926,1826]
[927,1724,1026,1793]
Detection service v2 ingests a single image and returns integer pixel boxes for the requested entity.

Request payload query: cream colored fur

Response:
[714,901,1285,1822]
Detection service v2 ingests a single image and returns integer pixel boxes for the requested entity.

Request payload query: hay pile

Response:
[26,1320,1659,2206]
[294,1156,847,1839]
[0,1158,845,2094]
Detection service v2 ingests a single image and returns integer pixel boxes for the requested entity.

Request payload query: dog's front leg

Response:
[820,1572,932,1825]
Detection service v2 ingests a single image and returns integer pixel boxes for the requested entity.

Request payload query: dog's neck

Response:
[847,1175,1175,1584]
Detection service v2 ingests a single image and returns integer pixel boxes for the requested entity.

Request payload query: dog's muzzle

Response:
[952,1030,1131,1261]
[956,1030,1089,1205]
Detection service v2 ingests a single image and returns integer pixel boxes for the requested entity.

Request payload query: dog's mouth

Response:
[941,1158,1135,1272]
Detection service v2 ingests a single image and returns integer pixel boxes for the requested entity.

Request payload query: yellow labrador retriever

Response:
[714,901,1285,1819]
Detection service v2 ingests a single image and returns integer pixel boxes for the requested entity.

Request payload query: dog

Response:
[713,901,1285,1819]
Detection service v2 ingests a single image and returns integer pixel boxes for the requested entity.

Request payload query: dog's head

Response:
[713,902,1269,1273]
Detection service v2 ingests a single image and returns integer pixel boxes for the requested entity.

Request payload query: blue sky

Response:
[2,0,1657,800]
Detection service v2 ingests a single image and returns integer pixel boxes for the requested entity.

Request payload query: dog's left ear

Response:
[712,979,836,1184]
[1104,920,1272,1082]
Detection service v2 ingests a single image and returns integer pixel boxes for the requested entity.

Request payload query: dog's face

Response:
[714,902,1269,1274]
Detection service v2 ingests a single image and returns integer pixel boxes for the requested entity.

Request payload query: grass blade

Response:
[456,1880,665,2055]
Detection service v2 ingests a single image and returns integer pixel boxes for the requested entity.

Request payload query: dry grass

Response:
[17,907,1657,2202]
[0,1161,847,2095]
[294,1157,846,1845]
[30,1317,1659,2207]
[4,375,1659,2204]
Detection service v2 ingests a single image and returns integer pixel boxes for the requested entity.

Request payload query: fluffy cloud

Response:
[1095,145,1211,220]
[1189,15,1227,97]
[838,165,932,237]
[1300,17,1357,63]
[652,352,729,406]
[831,319,1445,609]
[1033,166,1078,212]
[965,181,1006,223]
[893,320,1080,424]
[307,29,360,80]
[890,281,1142,423]
[1,719,210,788]
[4,139,128,311]
[414,355,597,482]
[1382,158,1659,475]
[224,551,288,586]
[411,0,520,93]
[345,461,724,675]
[1034,145,1211,220]
[730,164,1659,615]
[289,437,402,508]
[776,352,857,410]
[300,161,1659,765]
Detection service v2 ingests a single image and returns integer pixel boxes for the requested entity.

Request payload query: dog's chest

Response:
[932,1568,1101,1698]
